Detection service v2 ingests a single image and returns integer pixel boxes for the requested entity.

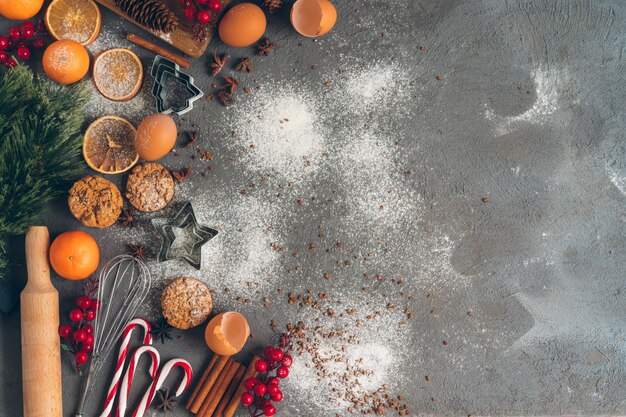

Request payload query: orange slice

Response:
[93,48,143,102]
[45,0,101,46]
[83,116,139,174]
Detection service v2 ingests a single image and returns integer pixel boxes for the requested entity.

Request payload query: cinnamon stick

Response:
[188,355,229,413]
[212,365,246,417]
[198,359,240,417]
[186,354,218,410]
[222,355,261,417]
[126,33,191,68]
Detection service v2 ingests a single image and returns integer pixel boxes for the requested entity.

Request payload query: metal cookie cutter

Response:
[150,55,203,115]
[152,202,219,270]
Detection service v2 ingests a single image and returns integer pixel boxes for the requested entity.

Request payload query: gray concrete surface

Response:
[1,0,626,416]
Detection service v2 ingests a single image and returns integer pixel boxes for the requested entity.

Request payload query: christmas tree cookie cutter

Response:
[152,202,219,270]
[150,55,203,115]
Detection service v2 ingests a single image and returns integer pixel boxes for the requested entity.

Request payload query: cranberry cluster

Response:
[0,20,48,68]
[58,284,100,373]
[241,333,293,417]
[179,0,222,41]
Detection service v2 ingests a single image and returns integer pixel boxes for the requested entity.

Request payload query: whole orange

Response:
[0,0,44,20]
[50,230,100,280]
[42,40,90,85]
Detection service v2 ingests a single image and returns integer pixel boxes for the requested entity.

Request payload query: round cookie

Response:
[68,175,123,228]
[161,277,213,329]
[125,162,174,212]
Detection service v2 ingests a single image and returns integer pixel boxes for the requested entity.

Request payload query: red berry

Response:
[69,309,83,322]
[209,0,221,12]
[276,366,289,378]
[84,344,93,352]
[263,346,274,359]
[75,351,88,365]
[17,46,30,60]
[20,21,34,32]
[281,354,292,367]
[184,7,196,20]
[5,57,17,68]
[73,329,87,342]
[240,392,254,407]
[244,377,258,390]
[58,324,72,338]
[85,335,95,345]
[271,349,284,362]
[0,36,8,49]
[8,27,20,40]
[197,10,211,24]
[255,359,268,372]
[20,23,34,39]
[254,383,267,396]
[76,296,92,309]
[267,376,279,386]
[32,38,45,49]
[84,310,96,321]
[263,404,276,416]
[83,324,94,335]
[267,384,279,396]
[270,390,283,402]
[89,299,101,311]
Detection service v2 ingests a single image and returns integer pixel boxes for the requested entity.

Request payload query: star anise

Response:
[185,131,198,148]
[217,91,235,106]
[209,49,229,77]
[154,387,176,412]
[236,58,254,73]
[118,207,138,228]
[128,244,146,261]
[223,76,239,95]
[172,167,192,183]
[151,318,173,344]
[257,38,275,56]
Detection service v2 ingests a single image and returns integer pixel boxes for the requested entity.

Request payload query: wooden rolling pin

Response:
[21,226,62,417]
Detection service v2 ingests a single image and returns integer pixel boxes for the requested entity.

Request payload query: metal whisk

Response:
[74,255,152,417]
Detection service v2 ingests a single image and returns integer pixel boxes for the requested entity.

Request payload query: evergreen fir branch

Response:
[0,66,89,280]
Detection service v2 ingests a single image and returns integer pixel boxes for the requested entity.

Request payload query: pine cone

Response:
[115,0,179,33]
[262,0,282,13]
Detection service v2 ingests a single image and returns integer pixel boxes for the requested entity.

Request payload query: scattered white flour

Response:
[224,86,326,178]
[607,164,626,196]
[485,68,564,135]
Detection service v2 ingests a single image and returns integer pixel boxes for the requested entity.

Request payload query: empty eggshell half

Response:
[291,0,337,37]
[205,312,250,356]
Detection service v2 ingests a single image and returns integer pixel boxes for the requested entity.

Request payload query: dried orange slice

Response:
[83,116,139,174]
[45,0,101,46]
[93,48,143,102]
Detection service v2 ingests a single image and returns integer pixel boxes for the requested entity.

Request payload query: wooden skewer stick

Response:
[212,364,246,417]
[222,355,261,417]
[186,354,218,409]
[126,33,191,68]
[188,355,230,413]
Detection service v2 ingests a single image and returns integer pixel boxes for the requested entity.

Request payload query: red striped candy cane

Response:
[116,346,160,417]
[131,358,193,417]
[99,318,152,417]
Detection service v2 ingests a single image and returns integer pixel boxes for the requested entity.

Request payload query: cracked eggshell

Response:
[291,0,337,37]
[205,312,250,356]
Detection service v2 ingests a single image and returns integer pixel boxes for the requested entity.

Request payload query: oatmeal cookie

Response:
[125,163,174,212]
[161,277,213,329]
[68,176,123,228]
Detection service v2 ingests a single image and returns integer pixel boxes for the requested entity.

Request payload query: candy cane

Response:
[99,318,153,417]
[131,358,193,417]
[116,346,160,417]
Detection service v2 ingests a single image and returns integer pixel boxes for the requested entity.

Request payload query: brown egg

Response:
[205,312,250,356]
[218,3,266,47]
[135,114,177,161]
[291,0,337,37]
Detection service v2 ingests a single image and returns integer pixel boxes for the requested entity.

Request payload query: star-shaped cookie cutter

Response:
[150,55,203,115]
[152,202,219,270]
